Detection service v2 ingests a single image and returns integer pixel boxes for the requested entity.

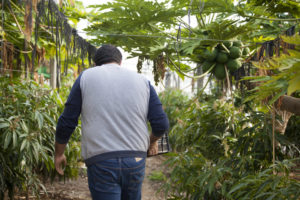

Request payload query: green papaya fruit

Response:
[233,41,243,47]
[223,41,233,49]
[216,52,228,63]
[226,59,241,73]
[202,61,214,72]
[213,63,226,80]
[203,49,218,62]
[229,46,242,59]
[242,47,250,56]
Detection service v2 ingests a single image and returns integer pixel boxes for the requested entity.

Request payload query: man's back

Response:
[80,63,150,164]
[55,44,169,200]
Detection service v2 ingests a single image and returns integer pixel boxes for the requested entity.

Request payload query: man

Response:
[55,44,169,200]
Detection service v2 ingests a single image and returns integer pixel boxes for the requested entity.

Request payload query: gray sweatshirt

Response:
[56,63,169,166]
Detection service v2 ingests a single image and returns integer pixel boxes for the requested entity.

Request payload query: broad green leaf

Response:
[35,111,44,130]
[12,131,17,149]
[175,70,185,80]
[228,182,249,194]
[256,179,273,196]
[0,122,10,129]
[4,132,12,149]
[265,193,277,200]
[32,142,39,163]
[282,35,300,46]
[247,76,272,82]
[208,176,217,195]
[21,121,29,134]
[43,113,56,126]
[269,90,286,105]
[287,76,300,95]
[255,191,274,199]
[20,139,27,151]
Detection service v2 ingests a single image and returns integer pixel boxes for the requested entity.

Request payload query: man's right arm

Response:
[54,73,83,174]
[147,82,169,156]
[56,74,82,144]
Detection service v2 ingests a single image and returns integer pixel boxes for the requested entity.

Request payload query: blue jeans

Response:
[87,157,146,200]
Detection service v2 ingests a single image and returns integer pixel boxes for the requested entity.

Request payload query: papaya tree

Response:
[85,0,188,84]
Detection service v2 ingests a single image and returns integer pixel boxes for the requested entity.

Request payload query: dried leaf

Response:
[24,0,33,41]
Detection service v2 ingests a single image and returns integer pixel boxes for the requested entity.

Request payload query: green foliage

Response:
[159,89,189,128]
[86,0,185,59]
[64,1,87,25]
[168,99,237,159]
[245,0,300,18]
[0,0,91,80]
[228,160,300,200]
[83,0,299,85]
[158,89,189,151]
[165,150,300,200]
[164,151,230,199]
[148,171,166,182]
[284,115,300,158]
[0,77,81,198]
[161,90,300,199]
[245,35,300,105]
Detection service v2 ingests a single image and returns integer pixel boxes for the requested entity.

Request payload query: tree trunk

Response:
[278,95,300,116]
[50,58,57,89]
[165,70,171,89]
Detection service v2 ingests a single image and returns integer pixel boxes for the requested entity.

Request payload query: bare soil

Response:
[14,155,167,200]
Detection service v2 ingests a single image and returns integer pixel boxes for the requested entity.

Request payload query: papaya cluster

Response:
[200,41,250,80]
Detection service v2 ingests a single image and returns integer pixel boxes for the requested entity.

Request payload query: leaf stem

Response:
[168,56,215,79]
[242,14,300,22]
[221,43,230,53]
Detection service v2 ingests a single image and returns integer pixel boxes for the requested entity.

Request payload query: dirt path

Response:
[141,155,166,200]
[15,155,167,200]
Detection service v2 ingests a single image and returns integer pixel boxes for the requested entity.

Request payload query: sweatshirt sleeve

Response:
[55,74,82,144]
[147,82,169,137]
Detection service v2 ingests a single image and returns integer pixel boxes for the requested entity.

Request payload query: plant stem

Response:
[242,14,300,22]
[221,43,230,53]
[272,105,276,175]
[168,56,214,79]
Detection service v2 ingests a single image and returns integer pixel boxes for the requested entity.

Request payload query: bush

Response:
[169,99,243,160]
[159,89,189,150]
[159,89,189,128]
[284,115,300,158]
[165,151,300,200]
[162,91,300,199]
[0,77,81,199]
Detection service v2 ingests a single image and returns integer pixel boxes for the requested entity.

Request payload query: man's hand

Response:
[55,142,67,175]
[55,154,67,175]
[147,134,160,157]
[147,140,158,156]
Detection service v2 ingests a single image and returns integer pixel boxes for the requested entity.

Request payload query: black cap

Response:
[93,44,122,66]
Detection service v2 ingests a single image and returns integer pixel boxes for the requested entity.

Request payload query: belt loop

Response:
[118,157,122,182]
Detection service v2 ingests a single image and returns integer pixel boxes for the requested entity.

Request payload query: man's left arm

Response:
[147,82,169,156]
[55,74,82,175]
